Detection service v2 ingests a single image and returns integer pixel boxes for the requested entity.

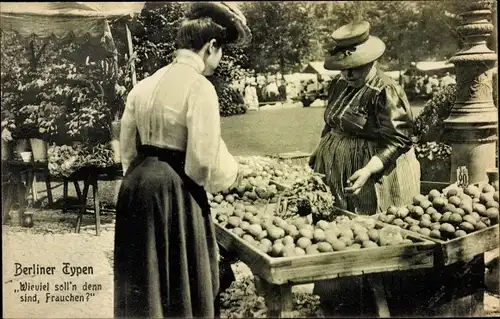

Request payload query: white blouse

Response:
[120,49,239,194]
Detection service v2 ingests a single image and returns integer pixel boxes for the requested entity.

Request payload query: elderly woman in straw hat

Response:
[310,21,420,314]
[114,2,251,318]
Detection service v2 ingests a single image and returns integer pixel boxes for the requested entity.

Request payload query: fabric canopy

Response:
[415,61,455,72]
[0,2,145,39]
[302,61,341,77]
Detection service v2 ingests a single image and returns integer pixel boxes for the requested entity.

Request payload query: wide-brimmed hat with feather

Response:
[185,2,252,47]
[324,21,386,71]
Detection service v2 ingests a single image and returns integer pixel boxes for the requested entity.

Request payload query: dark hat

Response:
[324,21,385,71]
[186,2,252,47]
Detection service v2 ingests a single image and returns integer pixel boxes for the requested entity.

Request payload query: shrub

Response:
[0,32,121,143]
[208,76,246,117]
[412,86,456,182]
[413,84,456,143]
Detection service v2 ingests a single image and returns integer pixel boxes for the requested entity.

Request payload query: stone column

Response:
[444,0,498,184]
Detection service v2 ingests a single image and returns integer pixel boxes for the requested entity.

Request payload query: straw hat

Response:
[186,2,252,47]
[324,21,386,71]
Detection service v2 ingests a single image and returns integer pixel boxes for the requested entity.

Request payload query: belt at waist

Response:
[138,145,186,170]
[136,145,211,214]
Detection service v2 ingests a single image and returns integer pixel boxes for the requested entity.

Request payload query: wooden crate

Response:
[215,207,435,285]
[398,224,498,266]
[420,181,451,195]
[373,213,499,266]
[267,151,311,166]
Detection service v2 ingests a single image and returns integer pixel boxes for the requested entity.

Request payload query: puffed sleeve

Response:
[120,88,139,175]
[185,78,239,194]
[320,78,338,138]
[375,84,414,170]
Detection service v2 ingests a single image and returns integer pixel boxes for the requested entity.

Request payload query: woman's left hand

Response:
[345,168,372,196]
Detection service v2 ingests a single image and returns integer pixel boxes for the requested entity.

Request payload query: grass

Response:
[221,102,425,156]
[221,107,324,156]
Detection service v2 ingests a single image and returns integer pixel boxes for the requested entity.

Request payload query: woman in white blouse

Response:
[113,3,251,318]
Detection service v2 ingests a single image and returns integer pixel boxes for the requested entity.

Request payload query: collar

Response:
[174,49,205,74]
[364,66,377,83]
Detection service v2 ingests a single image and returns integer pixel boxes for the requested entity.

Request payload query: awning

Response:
[415,61,455,72]
[302,61,340,77]
[0,2,145,39]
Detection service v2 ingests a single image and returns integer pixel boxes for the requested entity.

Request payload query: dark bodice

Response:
[322,69,414,168]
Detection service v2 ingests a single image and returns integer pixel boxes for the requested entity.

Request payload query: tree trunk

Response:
[279,52,285,76]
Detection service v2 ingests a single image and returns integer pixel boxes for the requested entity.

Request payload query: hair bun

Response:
[185,2,251,46]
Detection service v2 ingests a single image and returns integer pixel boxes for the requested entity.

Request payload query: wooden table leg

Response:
[45,173,53,207]
[63,179,69,214]
[366,274,391,318]
[18,170,32,210]
[28,170,36,203]
[258,277,294,318]
[92,175,101,236]
[32,174,38,202]
[2,176,16,222]
[73,181,82,200]
[75,177,91,233]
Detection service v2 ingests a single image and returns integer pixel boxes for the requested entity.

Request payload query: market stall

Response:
[0,2,145,234]
[302,61,341,79]
[209,154,499,317]
[414,61,455,76]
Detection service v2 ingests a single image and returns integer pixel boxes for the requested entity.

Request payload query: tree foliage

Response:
[0,31,120,143]
[315,1,463,69]
[239,1,317,73]
[110,2,248,116]
[240,1,497,71]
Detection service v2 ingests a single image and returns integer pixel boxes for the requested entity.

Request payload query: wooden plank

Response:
[215,210,435,284]
[267,241,434,284]
[272,151,311,159]
[439,225,499,265]
[215,226,274,281]
[377,217,498,266]
[420,181,451,195]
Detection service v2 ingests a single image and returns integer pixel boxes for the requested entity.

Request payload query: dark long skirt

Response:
[311,131,421,315]
[312,130,420,215]
[114,147,219,318]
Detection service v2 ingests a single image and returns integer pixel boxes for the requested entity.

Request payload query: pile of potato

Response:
[215,205,418,258]
[377,182,499,240]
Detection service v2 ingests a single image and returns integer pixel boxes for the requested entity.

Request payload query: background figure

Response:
[266,79,279,102]
[278,77,287,101]
[256,82,264,102]
[286,80,298,101]
[440,71,456,87]
[244,81,259,110]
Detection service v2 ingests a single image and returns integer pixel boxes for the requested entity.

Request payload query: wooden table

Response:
[1,160,53,217]
[215,207,436,317]
[1,160,122,236]
[62,164,123,236]
[215,205,495,317]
